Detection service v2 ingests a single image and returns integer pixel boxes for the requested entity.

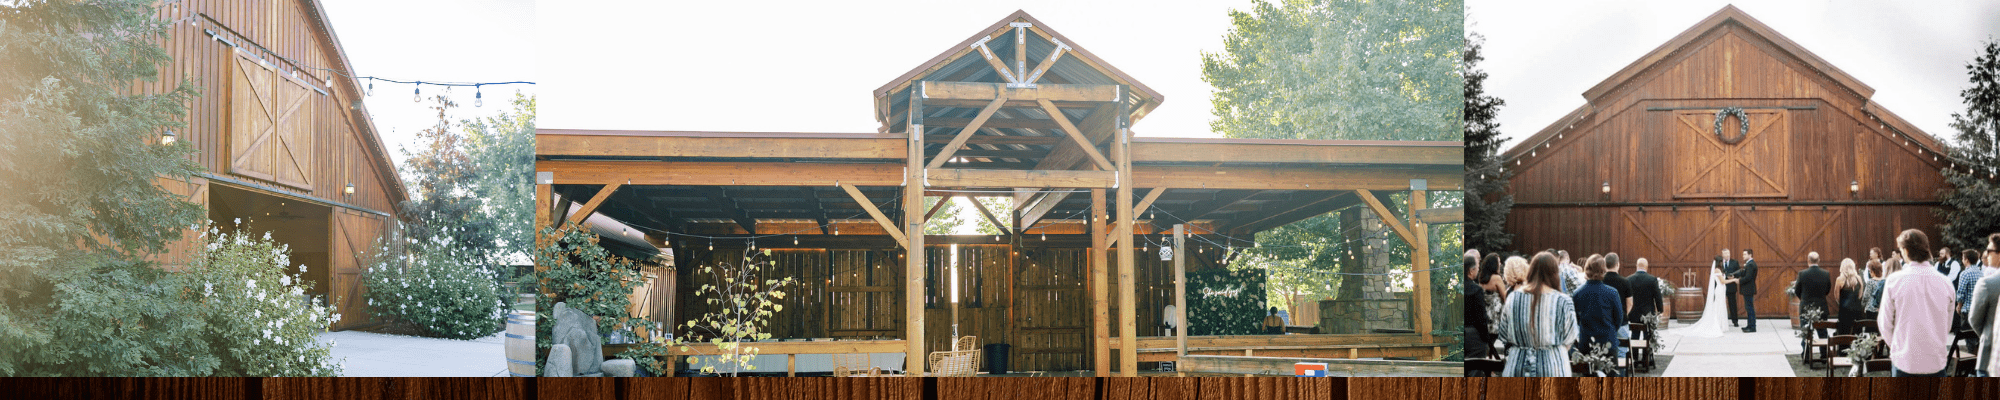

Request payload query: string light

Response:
[474,85,484,107]
[413,84,421,103]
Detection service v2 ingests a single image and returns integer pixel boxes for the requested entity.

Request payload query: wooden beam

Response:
[664,339,907,355]
[1014,24,1028,84]
[1173,224,1187,358]
[974,40,1019,83]
[1017,191,1072,230]
[566,182,624,224]
[1106,187,1166,248]
[923,81,1123,103]
[538,160,902,186]
[841,184,907,247]
[1132,165,1463,191]
[923,134,1063,146]
[1355,189,1417,245]
[922,195,953,222]
[903,88,927,376]
[926,94,1009,170]
[1153,191,1259,227]
[537,132,903,159]
[1225,192,1357,234]
[1023,38,1069,84]
[925,117,1061,130]
[924,98,1101,109]
[1177,356,1463,377]
[1410,190,1433,346]
[1131,140,1462,165]
[922,149,1046,159]
[966,196,1010,235]
[925,168,1115,189]
[1116,111,1137,377]
[1414,207,1464,224]
[1090,188,1110,377]
[1039,99,1116,171]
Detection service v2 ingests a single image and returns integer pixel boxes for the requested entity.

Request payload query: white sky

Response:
[318,0,537,166]
[536,0,1256,138]
[1467,0,2000,152]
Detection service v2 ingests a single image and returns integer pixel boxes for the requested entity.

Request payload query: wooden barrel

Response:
[505,312,537,377]
[1674,287,1704,321]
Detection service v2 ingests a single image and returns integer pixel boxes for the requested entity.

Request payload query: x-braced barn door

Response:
[229,51,316,190]
[1672,109,1789,198]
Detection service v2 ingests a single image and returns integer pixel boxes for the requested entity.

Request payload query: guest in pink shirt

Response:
[1879,229,1956,377]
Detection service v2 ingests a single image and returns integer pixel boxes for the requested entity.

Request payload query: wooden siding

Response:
[670,242,1232,373]
[1503,19,1947,318]
[149,1,399,213]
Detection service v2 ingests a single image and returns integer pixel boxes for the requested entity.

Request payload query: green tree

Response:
[0,0,208,375]
[1202,0,1463,141]
[464,94,537,264]
[398,96,500,265]
[1941,39,2000,250]
[1464,32,1513,254]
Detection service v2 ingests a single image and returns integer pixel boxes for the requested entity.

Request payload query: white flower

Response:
[299,264,308,273]
[253,339,261,346]
[253,310,261,319]
[247,279,257,289]
[279,276,291,286]
[203,283,214,297]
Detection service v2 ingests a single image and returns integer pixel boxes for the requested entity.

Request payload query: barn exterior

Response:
[147,1,406,331]
[1500,6,1950,319]
[536,11,1463,376]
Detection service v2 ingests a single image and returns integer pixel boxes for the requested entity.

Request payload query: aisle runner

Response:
[1656,319,1799,377]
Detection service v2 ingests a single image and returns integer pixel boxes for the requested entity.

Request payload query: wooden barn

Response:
[146,1,406,330]
[1499,6,1950,319]
[536,11,1462,376]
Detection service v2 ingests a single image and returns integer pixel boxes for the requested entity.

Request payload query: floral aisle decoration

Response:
[1640,312,1667,355]
[1568,341,1619,377]
[1845,332,1881,376]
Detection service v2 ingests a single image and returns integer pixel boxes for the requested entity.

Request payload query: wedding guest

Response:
[1602,253,1632,358]
[1957,248,1985,332]
[1795,251,1832,338]
[1498,252,1578,377]
[1573,255,1624,375]
[1557,250,1585,296]
[1870,247,1885,280]
[1968,233,2000,377]
[1879,229,1954,377]
[1465,252,1490,360]
[1627,258,1665,340]
[1480,253,1506,294]
[1836,258,1866,335]
[1939,246,1961,285]
[1504,256,1531,297]
[1869,257,1901,315]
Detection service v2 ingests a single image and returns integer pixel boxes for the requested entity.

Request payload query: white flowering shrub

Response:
[184,227,343,377]
[361,232,507,340]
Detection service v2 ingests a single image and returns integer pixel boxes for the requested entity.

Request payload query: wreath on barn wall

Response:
[1713,107,1750,144]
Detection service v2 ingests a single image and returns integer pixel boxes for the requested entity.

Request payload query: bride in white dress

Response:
[1671,257,1733,338]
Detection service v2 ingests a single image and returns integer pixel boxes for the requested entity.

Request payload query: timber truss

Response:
[534,11,1463,377]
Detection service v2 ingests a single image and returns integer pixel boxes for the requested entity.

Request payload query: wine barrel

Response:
[505,311,537,377]
[1674,287,1704,321]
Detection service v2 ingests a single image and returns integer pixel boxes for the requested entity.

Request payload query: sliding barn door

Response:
[230,52,316,190]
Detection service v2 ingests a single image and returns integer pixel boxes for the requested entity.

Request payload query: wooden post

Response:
[904,83,928,376]
[1174,224,1187,358]
[1090,188,1110,376]
[1115,87,1137,377]
[534,171,552,251]
[1410,190,1433,346]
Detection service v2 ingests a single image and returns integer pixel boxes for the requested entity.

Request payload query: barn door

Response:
[329,210,385,330]
[826,250,902,339]
[1734,206,1843,318]
[1014,248,1087,372]
[230,52,316,190]
[1672,110,1788,198]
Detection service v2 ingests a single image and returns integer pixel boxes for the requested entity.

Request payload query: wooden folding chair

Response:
[1803,320,1839,369]
[1951,330,1980,377]
[1624,322,1655,373]
[1824,335,1856,378]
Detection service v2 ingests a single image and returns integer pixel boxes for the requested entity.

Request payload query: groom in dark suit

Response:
[1722,248,1741,327]
[1737,249,1761,333]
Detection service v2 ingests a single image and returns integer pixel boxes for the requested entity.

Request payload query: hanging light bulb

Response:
[708,240,714,251]
[474,85,484,107]
[366,80,373,96]
[413,84,421,103]
[1041,232,1046,241]
[794,236,800,245]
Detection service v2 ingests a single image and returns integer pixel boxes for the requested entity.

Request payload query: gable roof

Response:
[870,10,1165,129]
[1501,5,1945,161]
[301,0,410,210]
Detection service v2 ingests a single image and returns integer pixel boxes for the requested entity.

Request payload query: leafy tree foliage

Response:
[1202,0,1463,141]
[533,226,645,376]
[1464,33,1513,254]
[0,0,213,376]
[1941,40,2000,250]
[463,94,537,265]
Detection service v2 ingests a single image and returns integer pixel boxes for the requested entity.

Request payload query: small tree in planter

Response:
[675,248,795,376]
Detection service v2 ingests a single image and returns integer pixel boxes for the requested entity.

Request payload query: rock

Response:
[551,302,606,377]
[547,344,574,377]
[601,359,637,377]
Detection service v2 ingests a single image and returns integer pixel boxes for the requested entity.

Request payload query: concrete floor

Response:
[318,330,509,377]
[1654,318,1801,377]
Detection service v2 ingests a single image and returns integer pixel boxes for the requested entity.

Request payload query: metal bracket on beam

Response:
[1009,22,1034,28]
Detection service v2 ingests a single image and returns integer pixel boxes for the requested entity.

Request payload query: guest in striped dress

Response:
[1498,251,1579,377]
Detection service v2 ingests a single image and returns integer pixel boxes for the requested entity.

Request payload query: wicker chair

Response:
[954,335,979,352]
[927,349,980,377]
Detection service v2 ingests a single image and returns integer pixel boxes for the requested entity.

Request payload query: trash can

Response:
[983,343,1010,375]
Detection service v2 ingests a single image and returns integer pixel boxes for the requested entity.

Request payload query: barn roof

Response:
[871,10,1166,132]
[1500,5,1947,162]
[302,1,410,210]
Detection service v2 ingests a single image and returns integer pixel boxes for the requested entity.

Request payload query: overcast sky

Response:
[537,0,1255,138]
[1467,0,2000,152]
[319,0,536,166]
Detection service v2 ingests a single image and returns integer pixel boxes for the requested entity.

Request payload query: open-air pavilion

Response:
[534,11,1463,377]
